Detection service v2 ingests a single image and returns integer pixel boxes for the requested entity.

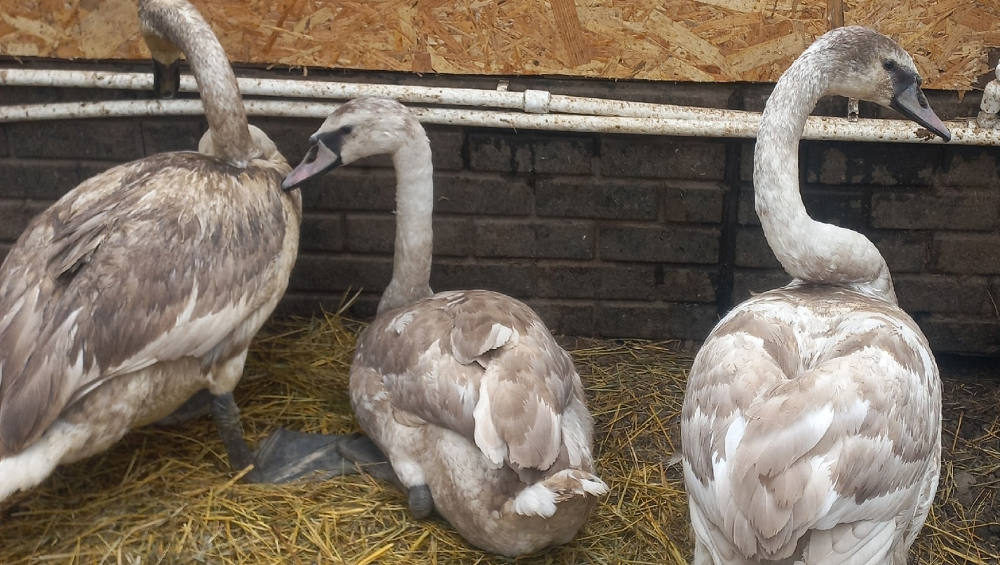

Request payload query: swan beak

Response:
[281,141,343,191]
[891,83,951,142]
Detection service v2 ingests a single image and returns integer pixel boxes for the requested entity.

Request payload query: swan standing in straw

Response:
[681,27,950,564]
[0,0,351,504]
[282,97,608,557]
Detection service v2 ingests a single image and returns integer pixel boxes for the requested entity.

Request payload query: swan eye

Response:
[338,125,353,135]
[882,59,897,71]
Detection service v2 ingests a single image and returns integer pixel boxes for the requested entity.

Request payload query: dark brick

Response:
[523,299,595,336]
[599,225,719,264]
[937,147,1000,189]
[663,183,726,224]
[10,120,144,161]
[475,220,594,259]
[532,136,595,174]
[142,118,205,154]
[0,200,51,241]
[731,270,791,305]
[872,190,998,230]
[0,126,9,157]
[739,141,755,183]
[871,231,928,273]
[0,84,147,105]
[917,315,1000,355]
[299,213,344,252]
[429,261,536,297]
[298,168,396,211]
[734,228,779,268]
[0,161,95,200]
[600,137,726,180]
[345,214,395,254]
[534,263,716,303]
[427,127,464,171]
[289,255,392,293]
[536,178,658,220]
[434,174,533,216]
[803,142,948,187]
[468,133,531,172]
[894,274,989,315]
[932,234,1000,275]
[346,213,472,257]
[595,302,718,340]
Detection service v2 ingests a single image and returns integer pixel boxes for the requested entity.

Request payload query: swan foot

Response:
[209,393,354,483]
[249,427,356,483]
[408,485,434,519]
[337,433,436,518]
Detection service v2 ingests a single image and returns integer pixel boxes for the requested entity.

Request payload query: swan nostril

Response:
[303,144,319,164]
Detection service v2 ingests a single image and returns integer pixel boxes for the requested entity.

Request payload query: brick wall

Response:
[0,64,998,355]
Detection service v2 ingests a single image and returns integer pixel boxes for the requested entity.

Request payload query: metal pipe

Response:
[0,68,734,120]
[1,98,993,145]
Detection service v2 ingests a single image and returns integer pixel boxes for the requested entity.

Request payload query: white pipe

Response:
[0,68,751,120]
[1,98,993,145]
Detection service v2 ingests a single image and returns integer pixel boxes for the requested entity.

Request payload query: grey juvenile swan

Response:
[0,0,348,504]
[282,97,608,557]
[681,27,950,565]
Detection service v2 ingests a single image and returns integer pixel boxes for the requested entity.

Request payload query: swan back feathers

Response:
[0,152,291,455]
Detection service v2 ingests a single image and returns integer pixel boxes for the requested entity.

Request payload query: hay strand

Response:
[0,314,997,563]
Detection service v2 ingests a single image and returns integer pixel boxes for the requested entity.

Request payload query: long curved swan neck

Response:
[139,0,255,167]
[754,38,896,302]
[378,133,435,314]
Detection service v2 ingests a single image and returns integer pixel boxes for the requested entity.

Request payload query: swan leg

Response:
[337,433,436,518]
[210,392,255,471]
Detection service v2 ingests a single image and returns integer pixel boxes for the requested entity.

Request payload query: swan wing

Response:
[683,291,941,561]
[358,290,583,471]
[0,152,290,455]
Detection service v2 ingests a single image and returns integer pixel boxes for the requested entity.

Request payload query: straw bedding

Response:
[0,311,997,564]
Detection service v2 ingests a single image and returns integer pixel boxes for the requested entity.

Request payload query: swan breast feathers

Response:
[682,286,941,558]
[0,152,294,456]
[355,289,583,471]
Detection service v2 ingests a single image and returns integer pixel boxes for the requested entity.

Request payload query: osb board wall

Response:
[1,0,998,91]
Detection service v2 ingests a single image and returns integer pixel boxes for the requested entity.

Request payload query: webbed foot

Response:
[209,392,355,483]
[249,427,355,483]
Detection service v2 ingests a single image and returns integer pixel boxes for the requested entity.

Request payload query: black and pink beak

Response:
[281,136,343,191]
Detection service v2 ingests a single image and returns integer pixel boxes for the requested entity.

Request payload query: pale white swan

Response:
[282,97,608,557]
[681,26,950,565]
[0,0,349,504]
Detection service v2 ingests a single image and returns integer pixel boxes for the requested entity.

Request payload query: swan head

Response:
[282,97,425,190]
[816,26,950,141]
[139,0,197,98]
